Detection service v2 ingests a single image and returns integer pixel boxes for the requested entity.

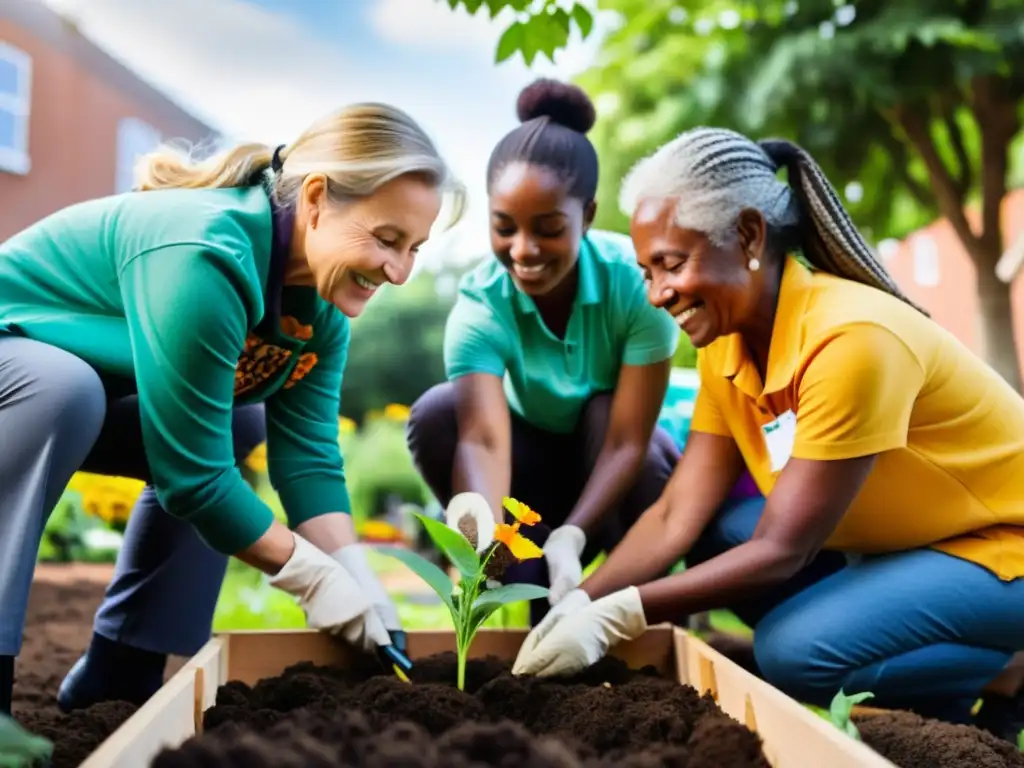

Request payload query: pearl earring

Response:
[748,257,760,272]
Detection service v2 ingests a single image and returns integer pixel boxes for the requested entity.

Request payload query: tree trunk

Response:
[974,253,1023,392]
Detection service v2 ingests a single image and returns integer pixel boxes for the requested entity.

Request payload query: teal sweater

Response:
[0,181,351,554]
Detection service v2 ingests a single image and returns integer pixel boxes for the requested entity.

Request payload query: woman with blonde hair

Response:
[0,102,462,716]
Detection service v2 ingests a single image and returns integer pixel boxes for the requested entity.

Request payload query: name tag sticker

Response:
[761,410,796,473]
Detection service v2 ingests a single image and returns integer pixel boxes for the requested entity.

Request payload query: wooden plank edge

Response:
[84,627,892,768]
[673,629,898,768]
[184,638,228,733]
[78,663,197,768]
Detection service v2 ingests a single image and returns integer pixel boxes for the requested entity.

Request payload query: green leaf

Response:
[571,3,593,37]
[413,512,480,579]
[469,583,549,633]
[828,689,874,741]
[375,545,456,613]
[472,582,550,611]
[0,715,53,766]
[551,7,570,33]
[462,0,484,14]
[496,21,525,62]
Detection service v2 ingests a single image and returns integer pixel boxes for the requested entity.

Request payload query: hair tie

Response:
[271,144,286,173]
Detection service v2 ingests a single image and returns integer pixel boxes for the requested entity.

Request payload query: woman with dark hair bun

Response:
[406,79,682,624]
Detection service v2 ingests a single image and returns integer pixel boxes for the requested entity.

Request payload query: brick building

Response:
[875,189,1024,377]
[0,0,216,240]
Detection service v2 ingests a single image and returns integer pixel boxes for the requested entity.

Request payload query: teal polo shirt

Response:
[444,230,680,434]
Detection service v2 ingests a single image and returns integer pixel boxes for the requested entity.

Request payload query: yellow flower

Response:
[78,475,145,524]
[359,519,403,542]
[502,497,541,526]
[494,523,544,561]
[339,416,357,434]
[384,403,411,422]
[245,443,268,473]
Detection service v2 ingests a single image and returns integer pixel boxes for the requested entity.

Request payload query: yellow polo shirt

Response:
[691,256,1024,580]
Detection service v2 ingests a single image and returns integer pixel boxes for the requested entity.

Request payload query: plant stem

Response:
[457,643,468,691]
[454,575,481,691]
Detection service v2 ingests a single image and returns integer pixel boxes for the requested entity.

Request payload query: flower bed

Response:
[152,652,770,767]
[77,628,893,768]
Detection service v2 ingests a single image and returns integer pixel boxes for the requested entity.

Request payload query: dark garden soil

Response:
[13,566,183,768]
[13,574,1024,768]
[703,631,1024,768]
[153,653,772,768]
[855,712,1024,768]
[146,652,1024,768]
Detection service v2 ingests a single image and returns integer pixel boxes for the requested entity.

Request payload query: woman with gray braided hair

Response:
[512,126,1024,741]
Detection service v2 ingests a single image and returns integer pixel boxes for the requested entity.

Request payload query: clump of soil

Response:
[15,573,139,768]
[153,653,771,767]
[14,567,184,768]
[17,570,1024,768]
[855,711,1024,768]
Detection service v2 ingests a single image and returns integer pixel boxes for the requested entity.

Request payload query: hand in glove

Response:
[511,587,647,677]
[543,525,586,605]
[268,533,390,653]
[331,542,406,650]
[516,588,591,662]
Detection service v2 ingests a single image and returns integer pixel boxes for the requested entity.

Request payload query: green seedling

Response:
[0,715,53,768]
[828,688,875,741]
[378,496,548,690]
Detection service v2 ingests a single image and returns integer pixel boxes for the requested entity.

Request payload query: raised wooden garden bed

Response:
[74,626,892,767]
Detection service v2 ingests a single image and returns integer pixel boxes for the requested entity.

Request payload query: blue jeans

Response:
[688,496,1024,721]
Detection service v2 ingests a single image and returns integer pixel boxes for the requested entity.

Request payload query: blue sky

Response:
[39,0,613,270]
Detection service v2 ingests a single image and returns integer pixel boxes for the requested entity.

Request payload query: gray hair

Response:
[619,127,926,314]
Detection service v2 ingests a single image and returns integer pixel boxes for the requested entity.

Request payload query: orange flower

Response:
[283,352,319,389]
[502,497,541,526]
[494,523,544,561]
[280,315,314,340]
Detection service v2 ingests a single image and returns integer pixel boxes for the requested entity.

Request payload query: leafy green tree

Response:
[450,0,1024,390]
[341,270,458,421]
[577,0,1024,390]
[443,0,594,65]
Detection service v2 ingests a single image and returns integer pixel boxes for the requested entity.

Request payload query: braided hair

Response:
[619,127,927,315]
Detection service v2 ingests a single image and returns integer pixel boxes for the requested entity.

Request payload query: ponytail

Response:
[134,142,275,192]
[758,139,928,316]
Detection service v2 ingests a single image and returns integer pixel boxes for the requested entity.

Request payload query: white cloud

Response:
[35,0,613,270]
[367,0,613,80]
[40,0,371,143]
[368,0,514,54]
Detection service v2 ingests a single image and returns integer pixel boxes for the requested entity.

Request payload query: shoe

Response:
[57,655,107,713]
[0,655,12,716]
[57,634,165,713]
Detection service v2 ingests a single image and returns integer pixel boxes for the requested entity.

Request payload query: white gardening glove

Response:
[511,587,647,677]
[445,492,495,553]
[268,532,390,653]
[331,543,403,635]
[543,525,586,605]
[516,588,591,661]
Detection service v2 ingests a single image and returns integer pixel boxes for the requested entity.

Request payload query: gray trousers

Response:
[0,336,265,657]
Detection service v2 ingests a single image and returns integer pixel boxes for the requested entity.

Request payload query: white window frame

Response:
[0,42,33,175]
[911,234,941,287]
[114,117,162,193]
